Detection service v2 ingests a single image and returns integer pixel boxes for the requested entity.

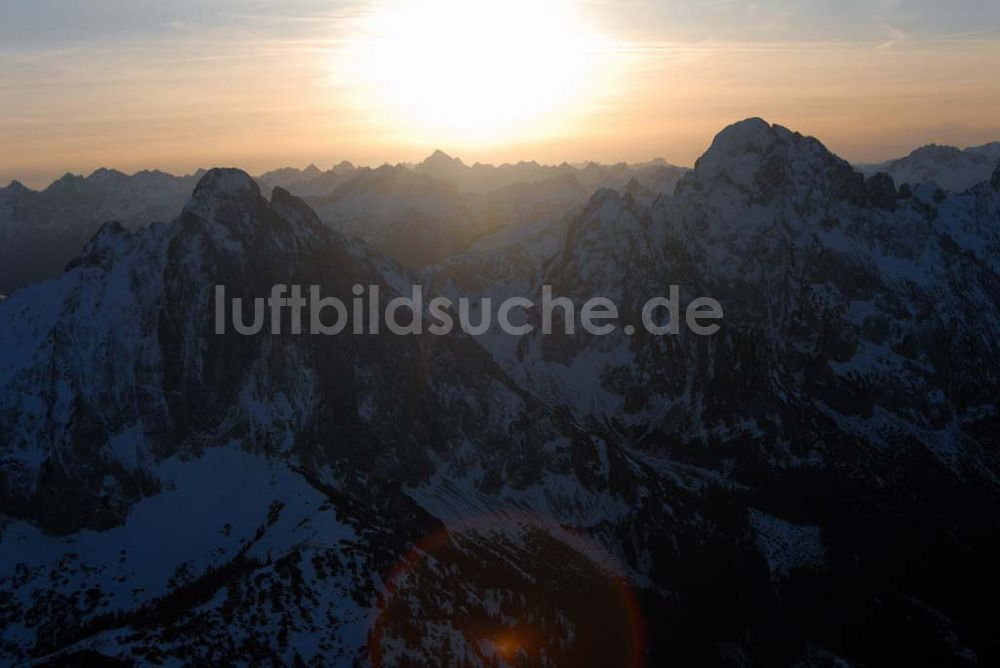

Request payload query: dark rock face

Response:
[865,172,898,210]
[992,162,1000,190]
[2,121,1000,666]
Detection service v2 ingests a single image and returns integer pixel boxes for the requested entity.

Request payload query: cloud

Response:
[876,23,907,49]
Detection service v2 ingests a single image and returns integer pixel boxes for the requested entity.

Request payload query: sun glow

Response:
[345,0,600,144]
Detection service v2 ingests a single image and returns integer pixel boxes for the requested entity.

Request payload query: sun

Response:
[345,0,599,144]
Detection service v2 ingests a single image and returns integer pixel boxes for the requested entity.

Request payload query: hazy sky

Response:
[2,0,999,187]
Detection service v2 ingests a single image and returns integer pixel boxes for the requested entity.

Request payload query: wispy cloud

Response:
[932,29,996,42]
[876,24,907,50]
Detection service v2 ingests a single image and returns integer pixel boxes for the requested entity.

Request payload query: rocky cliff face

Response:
[1,122,999,666]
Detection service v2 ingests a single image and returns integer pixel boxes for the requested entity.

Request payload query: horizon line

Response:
[5,122,1000,192]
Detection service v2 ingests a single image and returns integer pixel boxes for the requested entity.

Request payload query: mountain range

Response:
[859,141,1000,193]
[1,120,998,665]
[0,170,201,296]
[0,155,685,295]
[6,138,997,297]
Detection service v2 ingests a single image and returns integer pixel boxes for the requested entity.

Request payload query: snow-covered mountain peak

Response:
[699,117,775,160]
[967,140,1000,159]
[84,219,128,244]
[542,185,655,299]
[860,140,1000,192]
[183,167,264,218]
[696,118,836,177]
[190,167,261,200]
[682,117,863,207]
[64,220,133,272]
[907,143,964,162]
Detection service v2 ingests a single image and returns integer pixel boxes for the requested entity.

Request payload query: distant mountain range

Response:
[1,119,998,664]
[0,155,686,294]
[0,169,201,295]
[257,150,687,197]
[4,139,997,295]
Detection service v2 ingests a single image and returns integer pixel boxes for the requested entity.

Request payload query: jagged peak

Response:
[86,167,128,182]
[43,172,83,193]
[270,186,322,227]
[4,179,30,193]
[93,219,127,238]
[582,186,636,218]
[428,148,451,160]
[421,149,465,168]
[561,187,648,257]
[270,185,294,204]
[134,168,171,177]
[65,221,131,272]
[624,177,651,197]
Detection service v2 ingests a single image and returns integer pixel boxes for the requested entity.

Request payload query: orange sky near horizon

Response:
[2,0,999,188]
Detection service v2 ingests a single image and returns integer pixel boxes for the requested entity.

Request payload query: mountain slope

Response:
[428,119,1000,663]
[0,169,199,294]
[0,169,733,665]
[860,141,1000,192]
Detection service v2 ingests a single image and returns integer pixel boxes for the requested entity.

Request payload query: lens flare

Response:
[370,511,646,667]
